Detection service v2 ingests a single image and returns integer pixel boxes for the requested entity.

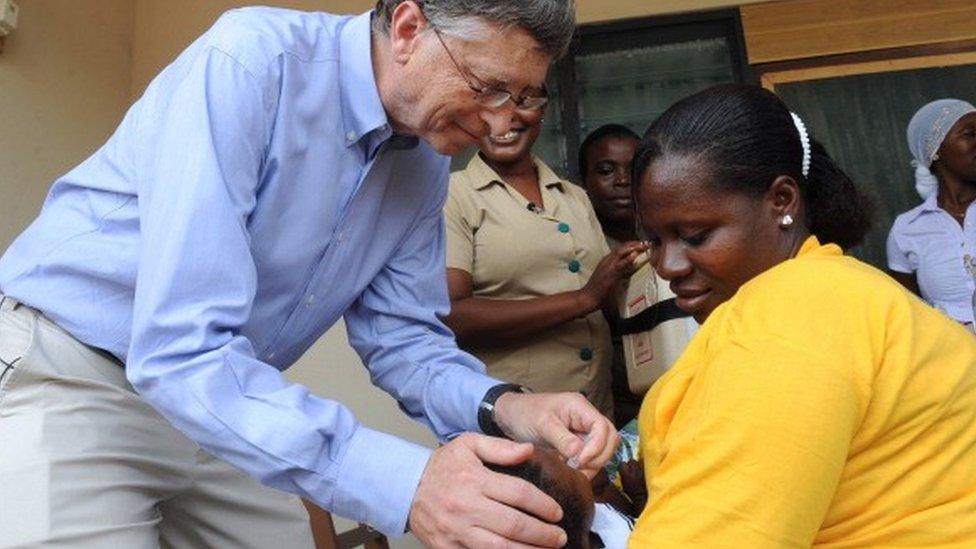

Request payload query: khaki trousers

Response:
[0,295,315,549]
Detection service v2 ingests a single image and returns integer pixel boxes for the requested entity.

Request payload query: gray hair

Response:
[372,0,576,58]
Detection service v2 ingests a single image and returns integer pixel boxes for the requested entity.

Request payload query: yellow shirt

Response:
[630,237,976,548]
[445,154,613,417]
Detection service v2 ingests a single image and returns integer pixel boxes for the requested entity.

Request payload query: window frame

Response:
[550,9,752,177]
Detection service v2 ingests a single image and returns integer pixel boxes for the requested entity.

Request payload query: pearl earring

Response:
[932,153,941,162]
[779,214,794,228]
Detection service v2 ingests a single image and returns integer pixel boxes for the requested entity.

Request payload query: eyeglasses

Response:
[432,28,549,112]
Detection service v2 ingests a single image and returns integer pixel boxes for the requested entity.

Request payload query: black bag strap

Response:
[615,297,690,335]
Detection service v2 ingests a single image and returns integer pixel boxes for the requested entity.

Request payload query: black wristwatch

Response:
[477,383,531,438]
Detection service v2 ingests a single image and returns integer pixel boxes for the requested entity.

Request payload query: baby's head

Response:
[487,447,596,549]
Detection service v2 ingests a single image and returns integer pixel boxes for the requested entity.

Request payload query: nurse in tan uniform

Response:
[443,92,645,419]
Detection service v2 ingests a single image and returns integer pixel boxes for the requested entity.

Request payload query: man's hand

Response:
[492,391,618,478]
[408,434,568,548]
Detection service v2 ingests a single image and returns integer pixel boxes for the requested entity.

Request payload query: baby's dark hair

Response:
[632,84,874,251]
[487,460,591,549]
[578,124,640,181]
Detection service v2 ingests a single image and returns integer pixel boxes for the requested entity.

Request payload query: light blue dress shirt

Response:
[0,8,500,535]
[887,191,976,324]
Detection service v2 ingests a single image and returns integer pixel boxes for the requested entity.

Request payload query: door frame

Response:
[758,42,976,90]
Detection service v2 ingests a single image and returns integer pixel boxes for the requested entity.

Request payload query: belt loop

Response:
[0,294,22,312]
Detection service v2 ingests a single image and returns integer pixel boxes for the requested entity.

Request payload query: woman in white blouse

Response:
[887,99,976,326]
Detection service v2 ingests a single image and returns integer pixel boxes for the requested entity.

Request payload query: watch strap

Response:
[477,383,530,438]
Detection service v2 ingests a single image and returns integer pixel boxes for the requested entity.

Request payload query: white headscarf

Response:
[906,99,976,199]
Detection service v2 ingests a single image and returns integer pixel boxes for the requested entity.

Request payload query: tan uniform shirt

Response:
[445,154,613,418]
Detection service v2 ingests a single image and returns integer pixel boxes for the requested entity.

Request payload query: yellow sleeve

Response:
[443,176,476,273]
[630,328,870,548]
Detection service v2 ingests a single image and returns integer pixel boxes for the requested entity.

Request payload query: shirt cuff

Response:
[331,425,432,536]
[456,371,504,434]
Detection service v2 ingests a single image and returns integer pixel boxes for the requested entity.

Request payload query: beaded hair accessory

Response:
[790,112,811,178]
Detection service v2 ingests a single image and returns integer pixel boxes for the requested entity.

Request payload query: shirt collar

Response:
[338,11,392,149]
[464,153,565,191]
[905,191,941,223]
[795,234,842,259]
[535,157,565,190]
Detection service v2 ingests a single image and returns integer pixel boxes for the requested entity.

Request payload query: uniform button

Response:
[346,131,357,141]
[579,347,593,361]
[558,222,570,233]
[567,259,581,273]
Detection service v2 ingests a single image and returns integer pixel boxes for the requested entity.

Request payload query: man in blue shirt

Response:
[0,1,618,547]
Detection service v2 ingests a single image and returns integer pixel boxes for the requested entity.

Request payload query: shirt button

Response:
[558,222,570,233]
[579,347,593,361]
[306,295,316,307]
[567,259,581,273]
[267,352,276,360]
[346,131,356,142]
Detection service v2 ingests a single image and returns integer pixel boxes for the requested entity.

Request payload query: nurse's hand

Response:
[578,241,649,312]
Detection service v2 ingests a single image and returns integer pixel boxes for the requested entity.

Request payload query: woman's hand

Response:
[578,241,649,312]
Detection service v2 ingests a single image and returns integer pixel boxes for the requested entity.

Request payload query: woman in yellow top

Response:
[629,84,976,547]
[443,89,644,420]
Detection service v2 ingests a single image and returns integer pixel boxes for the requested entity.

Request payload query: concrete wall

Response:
[131,0,366,97]
[0,0,134,251]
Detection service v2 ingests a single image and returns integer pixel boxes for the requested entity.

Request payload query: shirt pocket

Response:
[471,221,527,294]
